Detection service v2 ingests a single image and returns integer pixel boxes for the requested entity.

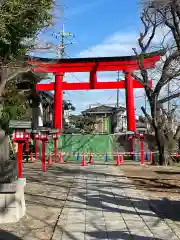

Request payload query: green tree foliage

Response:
[0,0,53,59]
[69,115,98,134]
[0,0,54,95]
[0,0,54,130]
[0,71,49,131]
[0,80,31,132]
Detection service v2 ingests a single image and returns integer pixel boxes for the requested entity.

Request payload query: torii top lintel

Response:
[29,52,161,131]
[28,51,160,73]
[29,52,161,91]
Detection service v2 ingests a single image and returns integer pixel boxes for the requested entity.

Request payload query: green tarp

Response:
[38,134,113,161]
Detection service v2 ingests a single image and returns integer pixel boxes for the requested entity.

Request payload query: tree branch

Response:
[138,9,157,53]
[154,50,180,94]
[158,91,180,104]
[132,48,149,85]
[7,66,31,82]
[156,7,180,50]
[175,1,180,22]
[141,106,153,125]
[0,66,31,97]
[174,125,180,140]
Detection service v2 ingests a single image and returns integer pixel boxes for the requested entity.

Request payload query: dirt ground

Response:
[120,163,180,200]
[120,163,180,228]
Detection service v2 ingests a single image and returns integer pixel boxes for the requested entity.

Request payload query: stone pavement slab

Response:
[52,163,180,240]
[0,162,179,240]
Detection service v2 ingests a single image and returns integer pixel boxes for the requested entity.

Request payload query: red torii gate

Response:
[28,53,160,132]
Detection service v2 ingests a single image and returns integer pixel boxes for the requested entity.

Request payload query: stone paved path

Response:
[51,163,180,240]
[0,162,179,240]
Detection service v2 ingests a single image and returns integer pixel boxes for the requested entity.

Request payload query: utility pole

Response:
[167,81,170,113]
[145,91,147,113]
[53,24,75,59]
[116,71,120,107]
[116,71,120,133]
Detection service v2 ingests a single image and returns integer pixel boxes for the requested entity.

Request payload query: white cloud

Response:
[79,32,137,58]
[64,31,146,114]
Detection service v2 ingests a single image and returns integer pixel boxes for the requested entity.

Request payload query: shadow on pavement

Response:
[87,230,163,240]
[0,162,177,240]
[0,230,22,240]
[25,164,180,223]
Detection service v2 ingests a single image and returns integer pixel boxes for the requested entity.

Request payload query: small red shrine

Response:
[29,52,160,132]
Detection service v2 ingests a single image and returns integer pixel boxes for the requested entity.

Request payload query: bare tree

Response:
[134,0,180,165]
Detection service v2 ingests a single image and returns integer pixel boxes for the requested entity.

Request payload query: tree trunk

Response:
[0,67,8,97]
[154,127,166,165]
[158,144,166,165]
[154,126,177,165]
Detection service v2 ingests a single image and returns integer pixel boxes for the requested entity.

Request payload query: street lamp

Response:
[14,129,26,142]
[39,128,49,172]
[14,129,26,178]
[35,132,40,140]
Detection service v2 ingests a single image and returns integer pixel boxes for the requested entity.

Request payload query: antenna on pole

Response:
[52,24,75,59]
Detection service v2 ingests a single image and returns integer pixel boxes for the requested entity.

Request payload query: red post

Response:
[25,139,29,152]
[115,155,121,166]
[54,74,63,130]
[59,152,64,163]
[89,152,94,164]
[124,71,136,131]
[131,138,135,160]
[81,155,88,166]
[54,139,57,162]
[41,141,46,172]
[35,138,39,160]
[48,153,53,166]
[17,143,23,178]
[140,140,145,164]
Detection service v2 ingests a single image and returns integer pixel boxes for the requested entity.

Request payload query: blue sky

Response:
[33,0,149,115]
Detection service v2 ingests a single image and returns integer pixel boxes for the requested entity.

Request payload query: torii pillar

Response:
[125,71,136,131]
[54,73,63,130]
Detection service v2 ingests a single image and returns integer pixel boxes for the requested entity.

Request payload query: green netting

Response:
[37,134,113,161]
[36,134,146,162]
[60,134,113,161]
